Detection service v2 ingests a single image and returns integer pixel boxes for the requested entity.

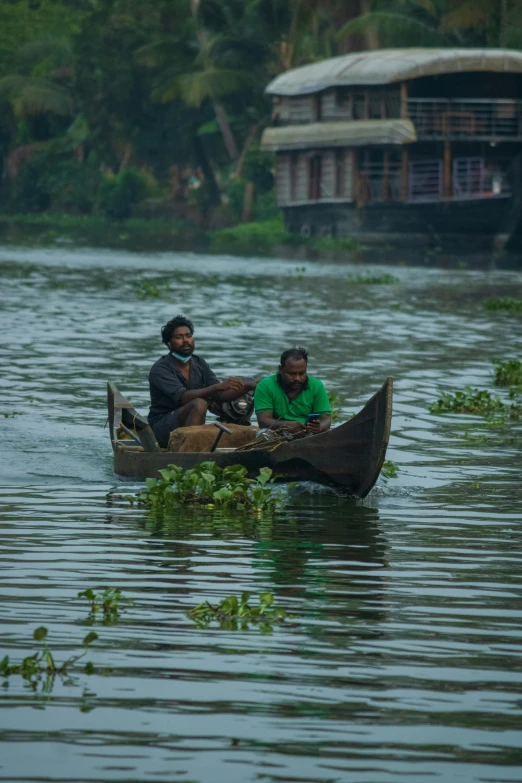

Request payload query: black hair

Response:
[161,315,194,345]
[279,346,308,367]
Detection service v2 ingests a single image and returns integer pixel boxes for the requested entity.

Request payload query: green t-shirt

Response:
[254,374,331,424]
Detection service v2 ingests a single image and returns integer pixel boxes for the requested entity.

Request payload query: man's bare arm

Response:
[180,378,244,406]
[256,410,305,433]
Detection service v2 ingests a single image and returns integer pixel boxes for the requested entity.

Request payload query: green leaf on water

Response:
[33,627,48,642]
[83,632,98,646]
[259,592,274,608]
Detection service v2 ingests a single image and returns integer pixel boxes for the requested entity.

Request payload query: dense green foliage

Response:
[129,462,292,512]
[2,0,521,225]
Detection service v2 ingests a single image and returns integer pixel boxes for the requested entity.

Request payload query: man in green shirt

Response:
[254,347,331,435]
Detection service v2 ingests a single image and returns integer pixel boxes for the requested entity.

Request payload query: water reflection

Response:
[1,247,522,783]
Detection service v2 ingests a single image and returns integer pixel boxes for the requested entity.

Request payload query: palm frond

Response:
[0,75,74,117]
[337,11,451,45]
[135,34,197,69]
[441,0,491,31]
[0,74,28,95]
[20,36,74,71]
[160,66,254,107]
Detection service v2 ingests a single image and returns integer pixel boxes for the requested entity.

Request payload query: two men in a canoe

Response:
[147,315,331,447]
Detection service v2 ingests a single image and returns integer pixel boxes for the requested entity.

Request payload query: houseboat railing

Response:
[407,157,511,203]
[358,160,401,202]
[354,157,511,205]
[408,98,522,139]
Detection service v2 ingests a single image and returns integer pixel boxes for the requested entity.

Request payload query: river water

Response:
[0,245,521,783]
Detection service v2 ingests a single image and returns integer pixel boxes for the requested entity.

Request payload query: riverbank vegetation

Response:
[1,0,521,249]
[0,212,363,258]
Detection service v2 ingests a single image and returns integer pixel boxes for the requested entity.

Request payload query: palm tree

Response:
[337,0,522,48]
[139,0,261,162]
[337,0,459,49]
[441,0,522,47]
[0,37,75,120]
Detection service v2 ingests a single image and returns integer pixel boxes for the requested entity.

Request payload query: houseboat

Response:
[261,49,522,249]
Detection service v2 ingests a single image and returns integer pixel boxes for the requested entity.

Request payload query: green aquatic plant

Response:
[2,412,20,418]
[493,359,522,387]
[188,591,287,631]
[0,627,98,683]
[78,587,133,624]
[483,297,522,313]
[381,459,399,481]
[327,391,343,423]
[222,318,241,327]
[346,273,399,285]
[312,236,361,254]
[129,462,291,513]
[135,279,170,298]
[429,387,521,419]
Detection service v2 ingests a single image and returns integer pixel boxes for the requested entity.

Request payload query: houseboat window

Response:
[336,88,351,107]
[335,150,345,197]
[290,154,298,202]
[313,93,322,122]
[369,93,382,119]
[358,149,401,203]
[309,155,322,200]
[453,158,482,198]
[385,91,401,119]
[453,157,508,198]
[408,160,443,202]
[353,93,367,120]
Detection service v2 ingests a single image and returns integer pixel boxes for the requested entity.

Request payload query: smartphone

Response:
[306,413,320,424]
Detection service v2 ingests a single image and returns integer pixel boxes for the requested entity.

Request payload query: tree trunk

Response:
[192,130,220,207]
[361,0,379,50]
[189,0,239,162]
[500,0,508,47]
[242,181,254,222]
[213,101,239,162]
[234,122,261,178]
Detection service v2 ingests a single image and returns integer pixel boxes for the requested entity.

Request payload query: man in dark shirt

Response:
[148,314,255,447]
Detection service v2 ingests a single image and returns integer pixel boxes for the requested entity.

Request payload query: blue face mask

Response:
[171,351,192,364]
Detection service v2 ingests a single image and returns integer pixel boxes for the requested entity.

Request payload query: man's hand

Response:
[282,420,306,434]
[218,377,244,394]
[306,419,321,435]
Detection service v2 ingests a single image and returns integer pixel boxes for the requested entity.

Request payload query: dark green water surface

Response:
[0,247,521,783]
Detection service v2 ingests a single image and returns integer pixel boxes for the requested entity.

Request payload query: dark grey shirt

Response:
[148,353,219,423]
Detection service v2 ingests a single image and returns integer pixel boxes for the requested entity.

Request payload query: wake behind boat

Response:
[108,378,393,498]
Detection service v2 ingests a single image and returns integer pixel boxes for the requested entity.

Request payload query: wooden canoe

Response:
[107,378,393,498]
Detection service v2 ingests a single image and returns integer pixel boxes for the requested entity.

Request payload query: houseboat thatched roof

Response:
[266,49,522,96]
[261,119,416,151]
